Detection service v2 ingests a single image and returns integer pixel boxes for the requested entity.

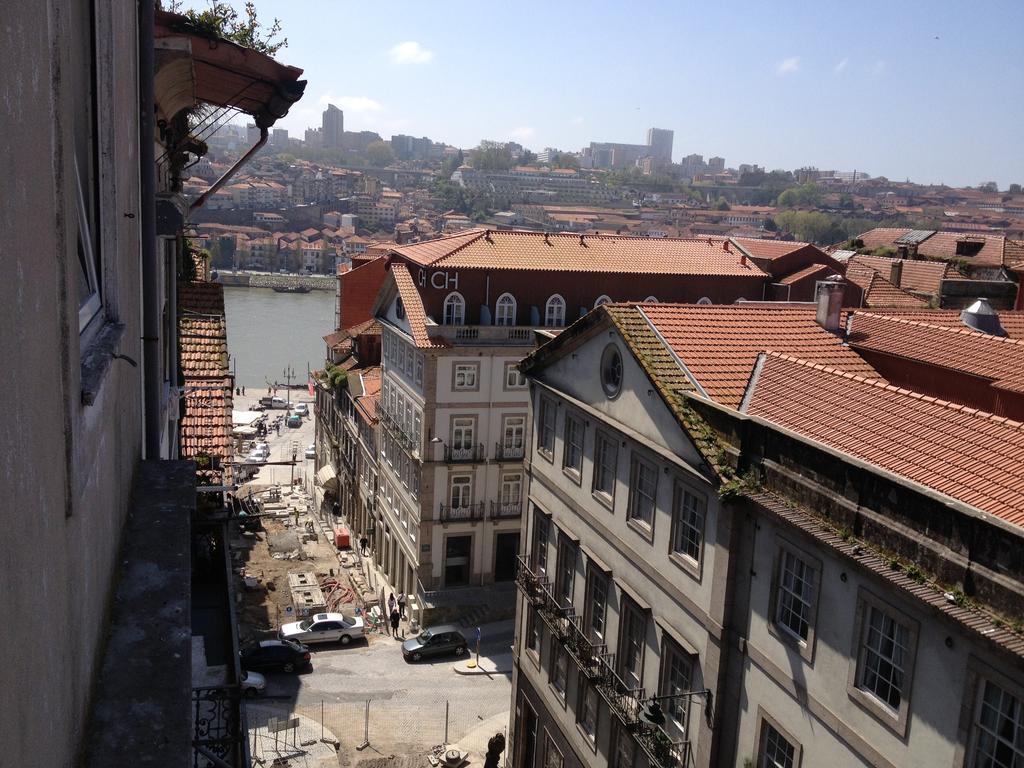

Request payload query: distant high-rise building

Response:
[708,155,725,173]
[646,127,674,165]
[322,104,344,148]
[305,127,322,147]
[246,122,260,146]
[270,128,289,147]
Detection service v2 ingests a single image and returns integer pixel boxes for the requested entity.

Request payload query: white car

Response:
[293,403,309,417]
[279,612,365,645]
[240,670,266,697]
[304,444,315,459]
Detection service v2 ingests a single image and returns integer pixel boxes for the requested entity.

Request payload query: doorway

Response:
[444,535,472,587]
[494,532,520,582]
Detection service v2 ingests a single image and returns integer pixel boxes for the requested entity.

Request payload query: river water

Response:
[223,286,336,391]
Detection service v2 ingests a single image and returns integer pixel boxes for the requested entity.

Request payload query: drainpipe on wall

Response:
[139,0,160,459]
[189,128,269,214]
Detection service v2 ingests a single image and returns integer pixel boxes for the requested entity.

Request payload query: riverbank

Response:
[215,271,335,291]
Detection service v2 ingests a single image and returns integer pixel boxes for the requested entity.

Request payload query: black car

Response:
[240,639,311,673]
[401,625,468,662]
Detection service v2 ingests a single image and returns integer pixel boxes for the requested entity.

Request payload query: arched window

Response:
[545,294,566,327]
[593,295,612,308]
[495,293,517,326]
[696,297,712,305]
[443,292,465,326]
[643,296,658,303]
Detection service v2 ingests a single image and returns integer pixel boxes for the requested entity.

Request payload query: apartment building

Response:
[509,292,1024,768]
[354,230,782,617]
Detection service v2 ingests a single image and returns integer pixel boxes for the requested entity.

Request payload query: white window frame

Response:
[495,292,517,326]
[544,294,566,327]
[504,361,527,389]
[770,541,820,659]
[670,483,706,576]
[562,413,584,479]
[627,453,658,529]
[537,396,556,459]
[443,291,465,325]
[449,474,472,510]
[452,362,479,391]
[593,294,612,308]
[968,672,1024,768]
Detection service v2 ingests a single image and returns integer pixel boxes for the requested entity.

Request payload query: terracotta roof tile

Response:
[871,309,1024,339]
[732,238,811,261]
[777,262,837,286]
[390,229,767,278]
[848,254,955,296]
[743,353,1024,524]
[390,264,447,349]
[632,304,883,407]
[844,264,929,308]
[848,312,1024,390]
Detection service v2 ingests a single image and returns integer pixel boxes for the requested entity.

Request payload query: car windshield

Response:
[298,619,313,631]
[417,630,432,642]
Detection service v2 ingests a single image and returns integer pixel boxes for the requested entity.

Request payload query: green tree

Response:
[519,149,537,166]
[1010,183,1022,195]
[365,141,395,168]
[166,1,287,55]
[714,196,731,211]
[470,145,514,172]
[777,183,823,208]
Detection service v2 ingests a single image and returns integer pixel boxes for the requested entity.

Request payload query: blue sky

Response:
[195,0,1023,187]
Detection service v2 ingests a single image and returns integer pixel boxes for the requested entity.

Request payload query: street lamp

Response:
[639,689,714,730]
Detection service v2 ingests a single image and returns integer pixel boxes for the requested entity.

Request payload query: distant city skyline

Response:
[191,0,1024,186]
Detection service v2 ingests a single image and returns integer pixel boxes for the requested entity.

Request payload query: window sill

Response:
[591,490,615,512]
[548,682,568,709]
[537,448,554,464]
[668,551,703,584]
[766,620,816,665]
[846,684,909,738]
[562,467,583,486]
[575,723,599,752]
[626,517,655,544]
[80,321,127,406]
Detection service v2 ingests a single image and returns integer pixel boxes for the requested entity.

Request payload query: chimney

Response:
[723,239,730,252]
[815,279,845,332]
[889,259,902,287]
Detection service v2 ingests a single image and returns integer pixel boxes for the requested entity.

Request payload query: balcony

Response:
[429,324,539,346]
[439,501,486,521]
[444,443,485,463]
[490,500,523,519]
[494,442,525,461]
[515,556,693,768]
[379,410,418,453]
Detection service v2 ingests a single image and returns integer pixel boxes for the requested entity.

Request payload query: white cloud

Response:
[834,57,849,73]
[388,41,434,65]
[776,57,800,75]
[509,126,536,140]
[317,91,383,113]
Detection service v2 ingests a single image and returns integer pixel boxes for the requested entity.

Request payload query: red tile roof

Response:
[848,312,1024,391]
[637,304,882,407]
[916,231,1006,268]
[872,309,1024,339]
[844,265,929,308]
[390,230,768,278]
[848,254,956,296]
[389,264,448,349]
[743,353,1024,524]
[856,227,912,250]
[732,238,811,261]
[777,262,837,286]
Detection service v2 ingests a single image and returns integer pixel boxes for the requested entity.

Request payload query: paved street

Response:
[234,392,317,490]
[247,620,514,765]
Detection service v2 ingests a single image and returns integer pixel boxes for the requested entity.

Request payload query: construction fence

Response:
[247,688,507,766]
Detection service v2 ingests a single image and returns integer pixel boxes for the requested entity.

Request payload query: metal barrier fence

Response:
[247,690,503,766]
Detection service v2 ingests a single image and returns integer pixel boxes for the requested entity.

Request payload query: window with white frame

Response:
[526,606,540,655]
[660,638,693,737]
[544,294,566,327]
[593,431,618,502]
[414,353,424,387]
[971,678,1024,768]
[627,454,658,528]
[774,546,818,644]
[495,292,517,326]
[537,396,555,458]
[502,414,526,457]
[550,639,568,699]
[563,413,584,476]
[451,416,475,453]
[618,596,646,689]
[585,567,609,642]
[453,362,479,390]
[555,534,576,608]
[855,602,913,711]
[532,509,550,577]
[443,291,465,325]
[504,362,527,389]
[759,721,796,768]
[449,475,472,510]
[670,484,706,565]
[593,295,612,308]
[578,682,599,742]
[500,473,522,505]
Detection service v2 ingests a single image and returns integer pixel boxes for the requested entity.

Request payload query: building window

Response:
[774,546,818,645]
[578,683,599,742]
[543,730,564,768]
[592,431,618,504]
[495,292,517,326]
[550,640,568,699]
[443,291,465,325]
[670,484,706,566]
[585,567,609,642]
[501,414,526,457]
[449,474,472,510]
[618,596,646,689]
[525,606,540,655]
[452,362,479,391]
[612,727,635,768]
[627,455,658,528]
[537,396,555,458]
[855,600,914,713]
[545,295,566,327]
[594,295,612,308]
[504,362,527,389]
[563,414,584,477]
[532,510,550,577]
[600,344,623,398]
[643,296,658,303]
[971,679,1024,768]
[500,473,522,507]
[660,638,693,738]
[451,416,475,456]
[395,297,405,320]
[414,354,424,387]
[555,534,576,608]
[759,721,796,768]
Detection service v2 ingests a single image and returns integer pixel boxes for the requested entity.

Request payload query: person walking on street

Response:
[387,592,397,615]
[359,536,369,556]
[397,592,407,620]
[389,607,401,639]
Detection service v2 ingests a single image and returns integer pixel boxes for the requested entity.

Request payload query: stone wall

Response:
[216,272,335,291]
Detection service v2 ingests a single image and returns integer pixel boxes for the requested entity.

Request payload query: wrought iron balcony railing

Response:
[192,685,243,768]
[444,443,485,463]
[490,500,523,519]
[494,441,525,461]
[439,501,486,521]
